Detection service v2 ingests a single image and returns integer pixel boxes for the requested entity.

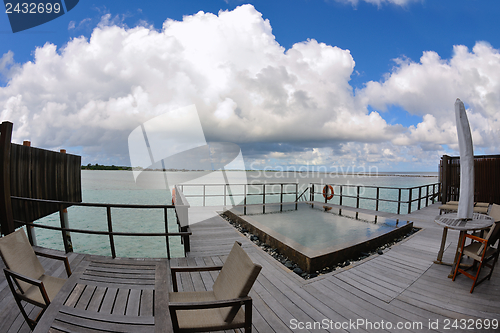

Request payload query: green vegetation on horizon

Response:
[81,163,132,171]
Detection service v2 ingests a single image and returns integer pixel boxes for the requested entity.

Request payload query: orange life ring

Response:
[171,188,176,204]
[323,185,334,200]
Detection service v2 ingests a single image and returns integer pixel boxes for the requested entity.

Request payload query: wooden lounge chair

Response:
[439,201,490,215]
[0,229,72,330]
[452,204,500,293]
[169,241,262,332]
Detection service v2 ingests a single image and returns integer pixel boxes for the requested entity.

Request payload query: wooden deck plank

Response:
[3,203,500,333]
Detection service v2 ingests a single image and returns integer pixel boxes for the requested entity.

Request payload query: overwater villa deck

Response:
[1,203,498,333]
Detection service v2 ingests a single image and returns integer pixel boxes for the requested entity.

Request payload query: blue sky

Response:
[1,0,499,172]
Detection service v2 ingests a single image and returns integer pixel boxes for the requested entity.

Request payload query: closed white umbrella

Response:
[455,98,474,220]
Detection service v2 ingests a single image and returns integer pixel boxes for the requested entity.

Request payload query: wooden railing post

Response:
[59,149,73,253]
[441,155,450,203]
[22,140,37,245]
[59,205,73,253]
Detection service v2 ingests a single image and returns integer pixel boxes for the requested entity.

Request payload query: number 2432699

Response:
[5,2,61,14]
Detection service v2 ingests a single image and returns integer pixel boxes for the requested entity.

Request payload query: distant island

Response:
[81,163,132,170]
[81,164,204,171]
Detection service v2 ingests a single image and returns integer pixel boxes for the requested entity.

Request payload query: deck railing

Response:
[178,182,440,215]
[179,182,441,215]
[178,183,301,214]
[310,182,441,214]
[11,196,191,259]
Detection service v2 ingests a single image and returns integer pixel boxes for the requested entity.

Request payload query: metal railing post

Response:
[397,189,401,215]
[356,186,360,209]
[418,187,422,210]
[426,185,429,207]
[280,184,283,212]
[324,184,328,204]
[263,184,266,214]
[164,207,171,259]
[106,206,116,258]
[376,187,380,211]
[224,185,227,207]
[295,183,298,211]
[408,188,413,214]
[339,186,343,206]
[244,185,247,215]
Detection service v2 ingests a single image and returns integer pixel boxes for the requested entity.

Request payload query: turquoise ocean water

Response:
[31,170,438,258]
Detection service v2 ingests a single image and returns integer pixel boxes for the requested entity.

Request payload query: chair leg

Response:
[486,252,499,281]
[469,260,484,293]
[452,237,467,281]
[5,273,38,330]
[244,298,252,333]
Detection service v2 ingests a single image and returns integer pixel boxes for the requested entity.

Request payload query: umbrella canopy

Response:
[455,98,474,220]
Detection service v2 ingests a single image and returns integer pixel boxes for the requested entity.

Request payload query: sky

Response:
[1,0,499,172]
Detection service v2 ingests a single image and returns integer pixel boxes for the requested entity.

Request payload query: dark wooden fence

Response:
[440,154,500,205]
[0,121,82,235]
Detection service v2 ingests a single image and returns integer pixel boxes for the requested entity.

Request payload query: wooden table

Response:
[434,212,493,278]
[33,256,172,333]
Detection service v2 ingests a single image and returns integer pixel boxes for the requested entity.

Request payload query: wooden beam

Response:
[0,121,14,235]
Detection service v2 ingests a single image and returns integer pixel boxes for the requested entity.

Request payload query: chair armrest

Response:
[169,296,252,331]
[35,251,72,277]
[464,233,488,244]
[170,266,223,292]
[3,268,51,307]
[169,295,252,311]
[463,233,489,257]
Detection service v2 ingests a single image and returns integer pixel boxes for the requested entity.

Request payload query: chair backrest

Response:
[212,242,262,323]
[0,229,45,293]
[476,204,500,255]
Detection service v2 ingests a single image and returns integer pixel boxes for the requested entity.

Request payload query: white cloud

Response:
[0,5,393,165]
[0,4,498,168]
[359,42,500,152]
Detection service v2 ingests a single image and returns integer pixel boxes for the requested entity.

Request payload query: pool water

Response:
[226,202,413,273]
[248,205,399,251]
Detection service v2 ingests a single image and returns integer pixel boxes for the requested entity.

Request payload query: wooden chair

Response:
[0,228,72,330]
[439,201,490,215]
[169,241,262,332]
[452,204,500,293]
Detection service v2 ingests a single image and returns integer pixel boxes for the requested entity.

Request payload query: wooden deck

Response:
[1,203,499,332]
